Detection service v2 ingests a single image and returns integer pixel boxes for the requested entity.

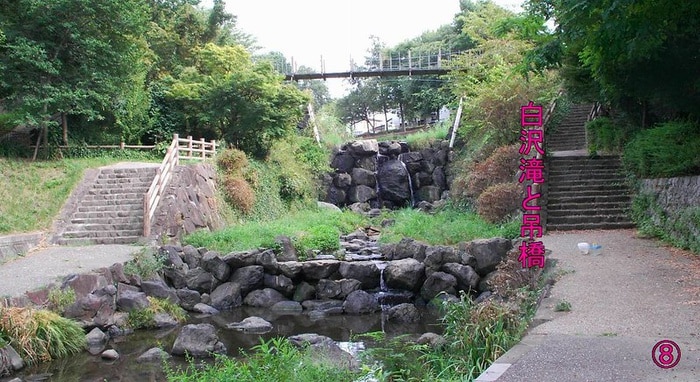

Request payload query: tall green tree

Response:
[0,0,151,148]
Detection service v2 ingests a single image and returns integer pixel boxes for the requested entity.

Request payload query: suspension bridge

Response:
[278,49,480,81]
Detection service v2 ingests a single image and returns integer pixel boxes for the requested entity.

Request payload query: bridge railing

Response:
[143,134,218,237]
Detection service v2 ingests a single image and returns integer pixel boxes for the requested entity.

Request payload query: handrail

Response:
[142,134,218,237]
[587,102,602,122]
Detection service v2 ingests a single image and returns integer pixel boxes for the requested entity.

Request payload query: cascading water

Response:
[397,153,416,207]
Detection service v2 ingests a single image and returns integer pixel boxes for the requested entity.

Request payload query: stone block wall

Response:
[322,139,451,209]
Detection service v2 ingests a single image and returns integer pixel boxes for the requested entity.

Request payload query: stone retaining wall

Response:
[0,232,43,263]
[323,139,451,209]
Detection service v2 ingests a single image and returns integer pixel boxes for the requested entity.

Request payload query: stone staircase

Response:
[53,165,158,245]
[545,103,635,231]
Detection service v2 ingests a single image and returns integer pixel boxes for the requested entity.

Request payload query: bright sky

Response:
[203,0,524,97]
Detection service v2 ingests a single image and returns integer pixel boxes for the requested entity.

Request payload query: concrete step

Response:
[547,194,632,204]
[56,236,143,245]
[87,188,149,196]
[94,177,154,185]
[62,230,143,239]
[77,204,143,213]
[548,188,632,198]
[548,168,623,177]
[90,182,152,189]
[547,208,627,217]
[70,213,142,222]
[64,223,142,231]
[548,183,629,193]
[547,214,632,225]
[547,201,629,211]
[80,199,142,207]
[547,221,636,231]
[83,193,144,201]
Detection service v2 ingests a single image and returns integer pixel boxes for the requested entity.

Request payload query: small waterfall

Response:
[397,153,416,207]
[374,260,389,332]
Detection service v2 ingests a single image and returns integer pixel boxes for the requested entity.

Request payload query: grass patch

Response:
[184,208,367,253]
[554,300,572,312]
[46,288,76,314]
[0,307,85,364]
[127,297,186,329]
[0,154,159,234]
[164,337,365,382]
[377,207,520,245]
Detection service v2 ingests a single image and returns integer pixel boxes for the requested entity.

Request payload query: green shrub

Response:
[586,116,630,154]
[0,307,85,364]
[46,288,76,314]
[623,121,700,178]
[124,248,166,279]
[476,182,523,223]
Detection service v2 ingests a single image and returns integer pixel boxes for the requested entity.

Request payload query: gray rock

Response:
[209,282,242,311]
[343,290,379,314]
[378,159,411,204]
[116,290,150,312]
[384,258,425,292]
[339,261,380,289]
[230,265,264,295]
[316,201,342,213]
[258,250,279,274]
[416,332,447,348]
[160,246,185,268]
[351,168,377,187]
[141,278,179,303]
[226,316,273,334]
[334,172,352,188]
[324,186,347,206]
[153,313,179,328]
[136,347,172,363]
[201,251,231,282]
[293,281,317,302]
[348,185,377,203]
[101,349,120,360]
[172,324,226,357]
[392,238,427,261]
[192,303,219,315]
[355,155,377,172]
[176,288,201,311]
[278,261,303,279]
[423,245,459,270]
[243,288,287,307]
[109,263,130,284]
[1,345,24,371]
[420,272,457,301]
[264,274,295,296]
[349,139,379,157]
[302,299,345,314]
[182,245,202,269]
[315,278,362,300]
[302,260,340,280]
[275,235,299,261]
[185,268,217,294]
[386,303,421,323]
[86,327,108,355]
[417,185,442,203]
[222,250,260,269]
[464,238,513,276]
[271,300,303,313]
[163,266,188,289]
[331,151,355,173]
[442,263,480,291]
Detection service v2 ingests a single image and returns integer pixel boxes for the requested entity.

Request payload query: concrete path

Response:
[477,229,700,381]
[0,244,140,298]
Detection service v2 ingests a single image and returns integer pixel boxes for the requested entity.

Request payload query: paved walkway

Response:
[477,229,700,381]
[0,244,140,298]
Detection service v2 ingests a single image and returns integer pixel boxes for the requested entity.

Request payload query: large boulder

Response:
[378,159,411,204]
[116,289,150,312]
[288,333,360,371]
[176,288,201,311]
[200,251,231,282]
[420,272,457,301]
[343,290,379,314]
[229,266,264,295]
[226,316,273,334]
[348,185,376,203]
[182,245,202,269]
[209,282,242,311]
[316,279,362,300]
[243,288,287,308]
[331,151,355,173]
[171,324,226,357]
[185,268,218,294]
[442,263,480,291]
[137,347,172,363]
[140,278,178,303]
[275,235,299,261]
[325,186,347,206]
[386,303,421,323]
[463,238,513,276]
[339,261,380,289]
[258,250,279,274]
[85,327,108,355]
[278,261,303,280]
[384,258,425,292]
[264,274,295,297]
[351,168,377,187]
[390,237,427,261]
[349,140,379,157]
[423,245,459,270]
[301,260,340,281]
[293,281,317,302]
[222,250,260,269]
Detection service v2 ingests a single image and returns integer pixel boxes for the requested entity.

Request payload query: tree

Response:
[0,0,151,149]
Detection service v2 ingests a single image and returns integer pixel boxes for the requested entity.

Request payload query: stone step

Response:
[548,168,623,177]
[70,214,142,223]
[80,199,142,207]
[547,214,632,225]
[547,201,629,211]
[90,182,152,189]
[547,208,627,217]
[547,194,632,205]
[55,236,143,245]
[83,193,144,201]
[547,221,636,231]
[95,177,154,185]
[87,188,149,196]
[77,204,143,213]
[62,230,143,239]
[548,183,629,193]
[99,167,157,175]
[64,223,142,232]
[548,188,632,198]
[547,175,626,184]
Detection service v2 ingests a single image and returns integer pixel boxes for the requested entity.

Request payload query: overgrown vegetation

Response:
[0,307,85,365]
[623,121,700,178]
[46,288,76,314]
[126,297,187,330]
[164,337,365,382]
[123,248,166,280]
[631,192,700,254]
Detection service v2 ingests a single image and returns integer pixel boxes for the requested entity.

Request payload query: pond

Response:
[7,306,443,382]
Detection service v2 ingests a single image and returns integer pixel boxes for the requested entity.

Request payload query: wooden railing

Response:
[587,102,603,122]
[143,134,218,236]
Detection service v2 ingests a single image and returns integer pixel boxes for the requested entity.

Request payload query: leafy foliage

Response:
[622,121,700,178]
[476,183,523,223]
[585,116,634,155]
[124,248,166,279]
[127,297,186,330]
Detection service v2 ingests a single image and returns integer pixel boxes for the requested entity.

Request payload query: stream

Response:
[6,307,443,382]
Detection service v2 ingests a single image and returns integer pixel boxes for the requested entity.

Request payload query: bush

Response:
[217,149,249,175]
[127,297,186,329]
[124,248,166,279]
[223,175,256,214]
[623,121,700,178]
[0,307,85,364]
[452,144,521,203]
[586,116,630,154]
[476,182,523,223]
